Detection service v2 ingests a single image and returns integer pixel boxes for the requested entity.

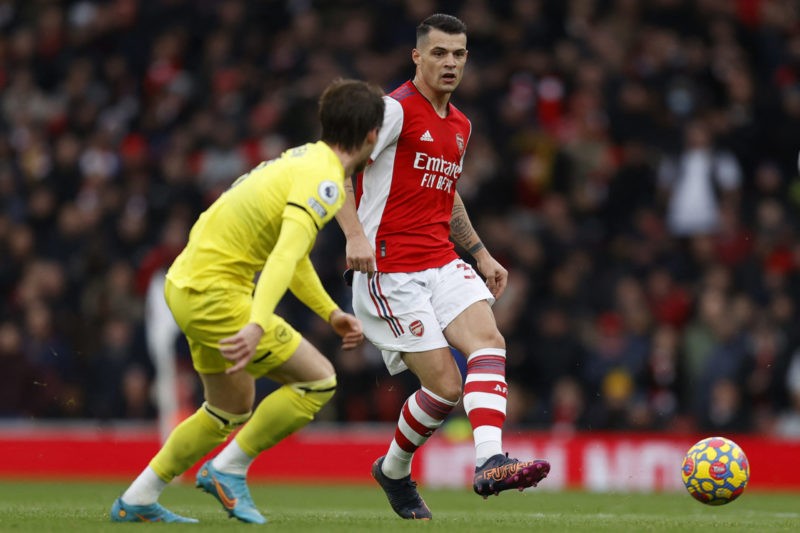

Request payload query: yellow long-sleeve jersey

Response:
[167,141,345,331]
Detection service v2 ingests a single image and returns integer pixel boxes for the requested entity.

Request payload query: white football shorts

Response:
[351,258,495,375]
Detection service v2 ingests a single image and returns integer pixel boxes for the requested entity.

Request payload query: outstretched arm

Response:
[450,192,507,298]
[290,257,364,350]
[220,216,313,374]
[222,216,364,374]
[335,96,402,277]
[335,176,375,275]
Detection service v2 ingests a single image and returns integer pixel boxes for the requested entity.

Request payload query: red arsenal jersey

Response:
[355,81,471,272]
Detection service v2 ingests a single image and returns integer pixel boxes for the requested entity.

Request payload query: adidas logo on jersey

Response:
[419,130,434,142]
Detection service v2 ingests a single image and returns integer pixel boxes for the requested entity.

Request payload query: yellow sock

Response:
[149,402,251,482]
[235,375,336,457]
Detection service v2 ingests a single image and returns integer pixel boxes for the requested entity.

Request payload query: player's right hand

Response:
[476,253,508,299]
[345,233,376,275]
[219,323,264,374]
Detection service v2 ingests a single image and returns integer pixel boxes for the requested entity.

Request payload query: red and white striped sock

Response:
[381,386,456,479]
[463,348,508,466]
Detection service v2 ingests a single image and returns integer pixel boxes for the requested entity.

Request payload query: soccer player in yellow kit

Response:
[111,79,384,524]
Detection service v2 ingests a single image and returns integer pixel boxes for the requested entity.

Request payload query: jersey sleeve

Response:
[284,173,345,230]
[289,256,339,322]
[459,119,473,167]
[370,97,403,160]
[249,216,315,332]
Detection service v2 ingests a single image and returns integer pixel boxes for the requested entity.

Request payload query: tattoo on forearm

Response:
[450,202,482,253]
[467,241,485,255]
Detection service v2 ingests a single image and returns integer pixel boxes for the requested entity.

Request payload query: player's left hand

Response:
[220,323,264,374]
[329,309,364,349]
[476,255,508,299]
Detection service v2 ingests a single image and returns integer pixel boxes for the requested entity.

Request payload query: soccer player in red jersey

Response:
[336,14,550,520]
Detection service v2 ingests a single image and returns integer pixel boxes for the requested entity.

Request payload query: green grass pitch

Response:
[0,480,798,532]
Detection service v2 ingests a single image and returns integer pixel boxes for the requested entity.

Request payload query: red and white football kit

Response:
[351,81,494,374]
[352,82,544,496]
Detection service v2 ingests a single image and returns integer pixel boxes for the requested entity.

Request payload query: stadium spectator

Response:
[0,0,797,445]
[657,118,742,238]
[0,319,61,417]
[776,346,800,436]
[85,316,155,420]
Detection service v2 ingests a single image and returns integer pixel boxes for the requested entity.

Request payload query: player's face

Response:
[413,29,468,96]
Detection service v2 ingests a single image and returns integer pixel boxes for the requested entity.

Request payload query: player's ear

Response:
[366,127,379,144]
[412,48,421,66]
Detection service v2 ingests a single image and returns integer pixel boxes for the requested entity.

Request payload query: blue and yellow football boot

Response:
[195,460,266,524]
[110,497,198,523]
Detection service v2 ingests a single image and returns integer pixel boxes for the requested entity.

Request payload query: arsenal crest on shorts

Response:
[409,319,424,337]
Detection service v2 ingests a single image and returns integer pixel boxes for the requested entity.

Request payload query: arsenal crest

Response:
[455,133,464,155]
[409,319,424,337]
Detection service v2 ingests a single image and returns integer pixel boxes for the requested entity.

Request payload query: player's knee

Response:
[431,378,463,404]
[442,386,463,404]
[289,374,337,412]
[485,329,506,350]
[451,382,465,403]
[462,329,506,353]
[203,401,252,434]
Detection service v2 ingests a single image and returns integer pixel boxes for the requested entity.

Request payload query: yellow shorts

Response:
[164,278,302,377]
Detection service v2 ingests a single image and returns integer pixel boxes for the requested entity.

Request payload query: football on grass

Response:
[681,436,749,505]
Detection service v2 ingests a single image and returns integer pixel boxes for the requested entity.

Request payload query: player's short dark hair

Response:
[319,79,384,152]
[416,13,467,43]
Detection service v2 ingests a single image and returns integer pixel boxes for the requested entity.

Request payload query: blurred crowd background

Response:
[2,0,800,438]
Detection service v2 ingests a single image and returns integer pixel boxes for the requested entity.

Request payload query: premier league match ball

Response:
[681,436,749,505]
